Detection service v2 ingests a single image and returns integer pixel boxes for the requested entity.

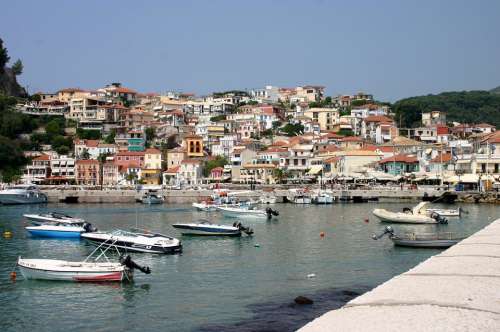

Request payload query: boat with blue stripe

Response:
[172,220,253,236]
[26,222,97,238]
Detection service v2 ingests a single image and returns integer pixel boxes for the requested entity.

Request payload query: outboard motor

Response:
[266,208,279,219]
[120,255,151,274]
[236,222,254,235]
[430,212,448,224]
[83,222,98,233]
[372,226,395,240]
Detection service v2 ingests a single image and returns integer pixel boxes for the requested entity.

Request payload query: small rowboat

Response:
[372,226,463,248]
[216,206,279,219]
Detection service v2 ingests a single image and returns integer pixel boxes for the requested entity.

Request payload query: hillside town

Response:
[14,83,500,191]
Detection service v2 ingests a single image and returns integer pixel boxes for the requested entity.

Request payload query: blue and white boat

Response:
[172,220,253,236]
[25,222,97,238]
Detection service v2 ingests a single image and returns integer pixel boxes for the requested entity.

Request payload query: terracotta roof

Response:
[59,88,84,93]
[363,115,393,123]
[116,151,145,156]
[111,87,137,94]
[340,136,363,142]
[364,145,395,153]
[243,163,276,169]
[324,156,341,163]
[263,147,288,153]
[181,159,201,164]
[33,154,50,161]
[165,165,180,174]
[144,148,161,154]
[322,145,341,152]
[211,167,224,172]
[85,140,100,148]
[430,153,453,163]
[379,154,418,164]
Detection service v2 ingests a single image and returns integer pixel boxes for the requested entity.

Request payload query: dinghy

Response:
[217,206,279,219]
[426,207,461,217]
[372,226,463,248]
[372,202,447,224]
[172,220,253,236]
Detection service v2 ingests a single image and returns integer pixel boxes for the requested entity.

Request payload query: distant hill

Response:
[393,90,500,128]
[491,86,500,94]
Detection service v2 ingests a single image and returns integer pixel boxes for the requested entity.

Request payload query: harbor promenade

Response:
[299,218,500,331]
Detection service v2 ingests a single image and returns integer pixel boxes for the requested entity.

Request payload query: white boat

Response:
[82,229,182,254]
[372,202,447,224]
[17,240,151,282]
[0,185,47,205]
[172,220,253,236]
[312,192,334,204]
[426,207,461,217]
[138,191,164,204]
[24,212,85,225]
[260,194,277,204]
[217,206,279,219]
[26,222,97,238]
[192,202,218,212]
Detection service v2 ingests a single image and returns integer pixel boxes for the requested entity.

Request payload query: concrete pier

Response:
[299,218,500,332]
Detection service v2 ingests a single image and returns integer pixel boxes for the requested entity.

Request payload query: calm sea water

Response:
[0,202,498,332]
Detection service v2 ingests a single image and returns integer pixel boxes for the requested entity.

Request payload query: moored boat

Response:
[26,222,97,238]
[426,207,461,217]
[372,202,447,224]
[172,220,253,236]
[217,206,279,219]
[138,191,164,204]
[372,226,463,248]
[0,185,47,205]
[82,229,182,254]
[24,212,85,225]
[312,192,334,204]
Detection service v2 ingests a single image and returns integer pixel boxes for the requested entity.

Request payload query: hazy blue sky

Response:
[1,0,499,101]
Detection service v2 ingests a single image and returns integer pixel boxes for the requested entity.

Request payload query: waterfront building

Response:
[102,161,119,186]
[49,155,75,182]
[230,147,258,183]
[327,150,381,175]
[22,154,51,183]
[142,148,163,185]
[177,159,203,185]
[75,159,100,186]
[114,151,145,169]
[241,163,277,184]
[166,147,186,168]
[378,154,419,175]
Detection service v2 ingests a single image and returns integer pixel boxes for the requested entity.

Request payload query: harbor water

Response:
[0,202,498,331]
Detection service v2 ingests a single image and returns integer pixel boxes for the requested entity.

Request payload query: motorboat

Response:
[26,222,97,238]
[17,241,151,282]
[172,220,253,236]
[138,191,164,204]
[289,195,312,204]
[260,194,277,204]
[0,184,47,205]
[372,226,463,248]
[426,207,461,217]
[372,202,447,224]
[192,201,218,212]
[217,206,279,219]
[81,229,182,254]
[24,212,85,225]
[312,192,334,204]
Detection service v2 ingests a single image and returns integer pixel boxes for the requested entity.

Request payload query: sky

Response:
[1,0,499,101]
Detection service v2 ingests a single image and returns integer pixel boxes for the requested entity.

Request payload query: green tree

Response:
[11,59,23,75]
[145,127,156,148]
[203,156,228,177]
[104,130,116,144]
[0,135,27,183]
[281,123,304,136]
[210,115,226,122]
[81,149,90,160]
[0,38,9,70]
[76,128,101,140]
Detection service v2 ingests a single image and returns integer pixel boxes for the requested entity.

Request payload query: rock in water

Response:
[294,296,314,305]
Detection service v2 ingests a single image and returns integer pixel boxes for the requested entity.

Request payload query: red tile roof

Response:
[76,159,99,165]
[340,136,363,142]
[181,159,201,164]
[363,115,393,123]
[379,154,418,164]
[144,148,161,154]
[429,153,453,163]
[165,166,180,174]
[33,154,50,161]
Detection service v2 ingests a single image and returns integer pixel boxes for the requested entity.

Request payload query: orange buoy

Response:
[320,232,325,238]
[10,271,16,281]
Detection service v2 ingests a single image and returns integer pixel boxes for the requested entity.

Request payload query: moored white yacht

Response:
[24,212,85,225]
[172,220,253,236]
[0,185,47,205]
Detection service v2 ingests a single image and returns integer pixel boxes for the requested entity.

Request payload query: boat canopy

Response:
[412,201,429,215]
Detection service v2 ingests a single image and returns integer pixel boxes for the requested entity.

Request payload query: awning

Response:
[445,174,479,183]
[307,165,323,175]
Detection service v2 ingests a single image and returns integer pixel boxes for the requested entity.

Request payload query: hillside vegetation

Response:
[393,90,500,128]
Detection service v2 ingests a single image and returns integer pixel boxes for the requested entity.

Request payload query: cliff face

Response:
[0,67,26,97]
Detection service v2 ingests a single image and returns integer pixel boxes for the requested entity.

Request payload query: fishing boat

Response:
[23,212,85,225]
[372,226,463,248]
[217,206,279,219]
[82,229,182,254]
[17,240,151,282]
[138,191,164,204]
[26,222,97,238]
[426,207,461,217]
[312,192,334,204]
[372,202,447,224]
[0,184,47,205]
[172,220,253,236]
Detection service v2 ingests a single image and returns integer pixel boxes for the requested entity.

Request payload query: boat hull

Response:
[81,235,182,254]
[0,193,47,205]
[173,224,241,236]
[392,238,459,248]
[373,209,437,224]
[17,259,130,282]
[26,229,83,238]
